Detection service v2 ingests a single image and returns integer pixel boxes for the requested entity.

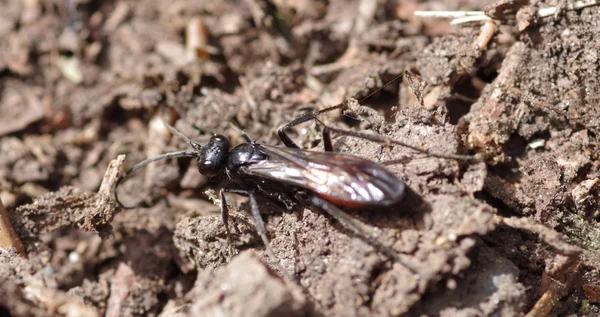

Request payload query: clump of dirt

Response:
[1,0,599,316]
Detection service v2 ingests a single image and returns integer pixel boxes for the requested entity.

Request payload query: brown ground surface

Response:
[1,0,599,316]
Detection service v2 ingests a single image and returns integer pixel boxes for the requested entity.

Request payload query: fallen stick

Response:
[0,198,26,256]
[414,1,600,24]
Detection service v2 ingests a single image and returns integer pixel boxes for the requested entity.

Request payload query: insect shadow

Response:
[114,100,476,276]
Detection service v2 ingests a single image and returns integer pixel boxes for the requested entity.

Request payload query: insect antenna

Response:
[114,150,201,209]
[228,122,254,143]
[164,122,204,151]
[114,122,204,209]
[353,72,404,104]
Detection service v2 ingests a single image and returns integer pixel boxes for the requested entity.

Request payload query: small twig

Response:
[404,70,427,107]
[415,0,600,24]
[310,59,362,76]
[0,198,26,256]
[525,291,555,317]
[496,216,582,256]
[82,153,126,231]
[415,10,491,25]
[106,263,135,317]
[450,15,492,25]
[413,10,485,18]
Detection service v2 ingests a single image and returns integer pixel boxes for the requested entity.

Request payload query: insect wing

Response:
[245,145,405,206]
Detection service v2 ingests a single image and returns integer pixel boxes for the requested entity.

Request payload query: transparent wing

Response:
[243,145,405,206]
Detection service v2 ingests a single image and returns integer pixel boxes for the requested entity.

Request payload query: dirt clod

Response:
[2,0,600,316]
[185,251,308,317]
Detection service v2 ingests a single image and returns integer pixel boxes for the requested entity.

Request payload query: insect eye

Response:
[196,134,230,177]
[198,159,219,177]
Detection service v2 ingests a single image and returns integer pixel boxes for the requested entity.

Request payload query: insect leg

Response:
[222,188,292,278]
[296,192,418,273]
[277,104,344,148]
[227,123,254,144]
[219,188,235,256]
[322,126,333,152]
[312,118,476,161]
[247,193,276,260]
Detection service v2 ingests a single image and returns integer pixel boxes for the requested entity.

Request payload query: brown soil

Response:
[1,0,599,316]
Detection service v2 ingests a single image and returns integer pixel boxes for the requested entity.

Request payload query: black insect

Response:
[114,100,474,275]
